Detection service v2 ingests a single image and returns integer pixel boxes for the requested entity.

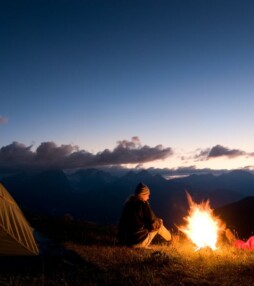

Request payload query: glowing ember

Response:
[179,192,225,251]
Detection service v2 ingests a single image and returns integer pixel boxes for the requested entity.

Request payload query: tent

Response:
[0,183,39,255]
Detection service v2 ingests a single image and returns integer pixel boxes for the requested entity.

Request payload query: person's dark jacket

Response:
[117,195,162,246]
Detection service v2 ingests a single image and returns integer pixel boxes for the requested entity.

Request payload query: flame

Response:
[179,192,225,251]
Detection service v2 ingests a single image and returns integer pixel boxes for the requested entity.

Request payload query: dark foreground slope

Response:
[1,216,254,286]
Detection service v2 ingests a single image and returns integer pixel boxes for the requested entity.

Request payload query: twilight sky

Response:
[1,0,254,176]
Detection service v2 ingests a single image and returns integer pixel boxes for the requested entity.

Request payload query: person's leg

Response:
[133,224,171,248]
[132,231,158,248]
[157,224,171,241]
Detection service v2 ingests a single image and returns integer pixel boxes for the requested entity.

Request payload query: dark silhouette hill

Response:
[68,168,116,193]
[172,170,254,198]
[1,168,254,235]
[1,169,72,215]
[215,196,254,239]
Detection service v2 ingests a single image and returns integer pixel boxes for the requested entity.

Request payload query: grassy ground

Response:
[0,217,254,286]
[65,238,254,286]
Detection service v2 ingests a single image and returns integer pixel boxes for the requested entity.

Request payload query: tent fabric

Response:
[0,183,39,255]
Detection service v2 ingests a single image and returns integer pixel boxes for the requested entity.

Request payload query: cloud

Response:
[195,144,247,160]
[0,116,8,125]
[0,137,173,171]
[96,137,172,165]
[94,164,254,179]
[147,165,228,178]
[208,145,246,158]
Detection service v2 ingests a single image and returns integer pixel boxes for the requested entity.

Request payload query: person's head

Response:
[135,182,150,201]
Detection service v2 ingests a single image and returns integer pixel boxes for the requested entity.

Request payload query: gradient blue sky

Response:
[1,0,254,175]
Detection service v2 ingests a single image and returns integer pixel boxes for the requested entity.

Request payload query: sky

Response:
[1,0,254,177]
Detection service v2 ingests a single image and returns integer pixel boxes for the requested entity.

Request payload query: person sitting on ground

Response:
[117,182,172,248]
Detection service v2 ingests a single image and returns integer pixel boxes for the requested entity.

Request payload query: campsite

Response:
[1,171,254,286]
[2,0,254,284]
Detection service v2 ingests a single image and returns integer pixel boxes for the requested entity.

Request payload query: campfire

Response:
[179,192,225,251]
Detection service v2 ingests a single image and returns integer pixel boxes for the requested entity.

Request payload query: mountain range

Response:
[1,168,254,238]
